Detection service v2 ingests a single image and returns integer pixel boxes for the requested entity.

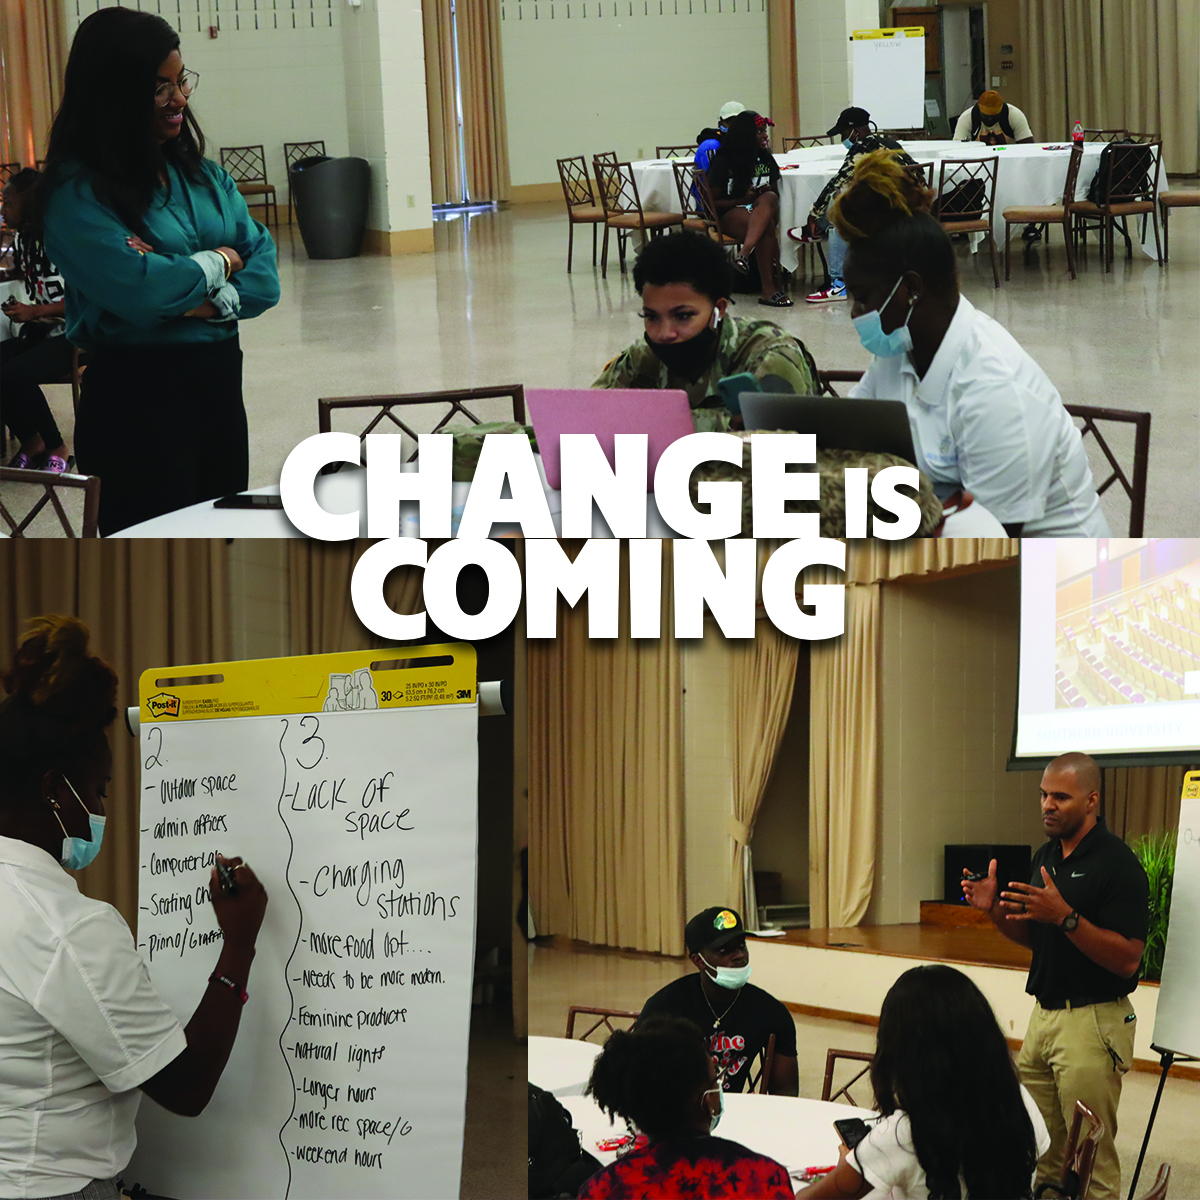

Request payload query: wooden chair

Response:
[746,1032,776,1095]
[1082,129,1129,143]
[671,162,738,250]
[1002,143,1085,280]
[1034,1100,1103,1199]
[556,156,606,273]
[317,385,526,471]
[1069,140,1162,270]
[1135,1163,1170,1200]
[1064,403,1150,536]
[0,466,100,537]
[934,156,1000,287]
[283,140,326,224]
[655,144,695,159]
[878,128,927,141]
[1159,190,1200,262]
[592,158,683,278]
[0,163,21,184]
[816,369,864,397]
[565,1006,640,1043]
[821,1048,874,1105]
[782,136,831,150]
[219,145,278,226]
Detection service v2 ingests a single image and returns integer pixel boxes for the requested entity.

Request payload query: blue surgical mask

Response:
[52,777,106,871]
[852,274,914,358]
[702,1085,725,1132]
[843,137,855,150]
[700,954,752,990]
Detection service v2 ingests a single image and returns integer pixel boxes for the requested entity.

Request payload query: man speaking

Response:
[962,752,1148,1200]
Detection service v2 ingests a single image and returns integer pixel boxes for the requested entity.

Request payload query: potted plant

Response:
[1128,831,1176,981]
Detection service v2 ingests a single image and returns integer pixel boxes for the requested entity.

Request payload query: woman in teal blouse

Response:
[38,7,280,534]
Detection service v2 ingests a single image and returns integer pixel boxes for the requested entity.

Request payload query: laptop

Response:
[526,388,696,492]
[739,393,919,467]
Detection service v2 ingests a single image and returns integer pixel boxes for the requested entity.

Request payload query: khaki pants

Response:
[1018,996,1135,1200]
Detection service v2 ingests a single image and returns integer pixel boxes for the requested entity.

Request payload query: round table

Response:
[633,140,1134,272]
[528,1035,604,1097]
[560,1091,856,1178]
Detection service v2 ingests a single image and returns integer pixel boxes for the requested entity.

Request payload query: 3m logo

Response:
[147,692,181,718]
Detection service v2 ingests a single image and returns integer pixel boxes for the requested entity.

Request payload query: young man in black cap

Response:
[790,107,915,303]
[638,907,799,1095]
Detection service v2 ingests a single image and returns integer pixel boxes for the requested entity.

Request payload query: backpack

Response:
[1086,139,1153,205]
[969,102,1016,141]
[528,1083,603,1199]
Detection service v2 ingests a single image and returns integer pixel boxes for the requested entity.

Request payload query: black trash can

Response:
[289,155,371,259]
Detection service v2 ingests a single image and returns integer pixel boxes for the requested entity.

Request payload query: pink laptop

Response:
[526,388,696,493]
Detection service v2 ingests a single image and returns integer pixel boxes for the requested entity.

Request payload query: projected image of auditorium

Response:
[1054,540,1200,710]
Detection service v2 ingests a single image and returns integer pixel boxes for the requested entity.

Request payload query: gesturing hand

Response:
[1000,867,1074,925]
[961,858,999,911]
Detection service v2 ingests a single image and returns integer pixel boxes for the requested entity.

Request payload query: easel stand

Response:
[1127,1044,1199,1200]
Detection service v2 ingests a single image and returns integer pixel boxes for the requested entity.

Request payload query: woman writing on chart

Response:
[832,150,1108,537]
[36,7,280,534]
[0,616,267,1200]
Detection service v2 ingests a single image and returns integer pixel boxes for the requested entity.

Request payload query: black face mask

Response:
[645,321,720,379]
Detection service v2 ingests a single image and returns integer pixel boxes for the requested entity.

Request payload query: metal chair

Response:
[746,1032,776,1095]
[0,163,21,184]
[556,155,606,273]
[1134,1163,1170,1200]
[671,162,738,249]
[934,156,1000,287]
[1002,143,1085,280]
[877,128,928,141]
[0,466,100,537]
[283,140,326,224]
[821,1048,874,1105]
[1081,129,1129,143]
[316,385,526,471]
[1035,1100,1103,1199]
[816,369,865,397]
[1069,140,1163,269]
[1064,404,1150,536]
[1158,190,1199,262]
[565,1006,640,1043]
[592,158,683,278]
[655,144,695,159]
[219,145,278,225]
[782,136,832,150]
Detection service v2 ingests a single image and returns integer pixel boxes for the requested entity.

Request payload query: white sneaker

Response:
[805,281,847,303]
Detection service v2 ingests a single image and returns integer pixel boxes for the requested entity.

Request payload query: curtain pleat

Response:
[0,0,68,168]
[1104,765,1189,841]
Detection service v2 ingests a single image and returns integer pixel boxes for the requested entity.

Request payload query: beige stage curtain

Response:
[528,543,684,956]
[809,581,879,928]
[1018,0,1200,174]
[729,623,800,920]
[0,542,230,930]
[421,0,511,206]
[767,0,799,144]
[1105,765,1192,841]
[0,0,68,168]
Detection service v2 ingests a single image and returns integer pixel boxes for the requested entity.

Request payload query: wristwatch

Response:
[1061,910,1080,933]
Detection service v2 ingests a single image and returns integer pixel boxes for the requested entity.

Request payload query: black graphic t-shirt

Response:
[638,975,797,1092]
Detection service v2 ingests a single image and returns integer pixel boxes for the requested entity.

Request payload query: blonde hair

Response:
[829,149,934,242]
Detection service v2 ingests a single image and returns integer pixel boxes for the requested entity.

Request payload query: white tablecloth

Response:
[633,140,1143,271]
[561,1091,855,1178]
[528,1036,603,1098]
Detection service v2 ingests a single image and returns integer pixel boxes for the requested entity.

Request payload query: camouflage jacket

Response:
[593,315,818,431]
[810,134,917,220]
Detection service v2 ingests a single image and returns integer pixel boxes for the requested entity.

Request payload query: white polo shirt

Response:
[849,296,1110,536]
[0,836,187,1198]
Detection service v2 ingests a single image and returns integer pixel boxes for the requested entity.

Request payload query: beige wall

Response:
[868,564,1047,925]
[796,0,881,139]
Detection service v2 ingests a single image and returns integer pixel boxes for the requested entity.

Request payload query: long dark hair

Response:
[871,965,1039,1199]
[713,110,774,196]
[36,8,209,235]
[586,1016,711,1141]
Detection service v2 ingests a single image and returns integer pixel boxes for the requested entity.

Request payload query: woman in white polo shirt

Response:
[0,616,267,1200]
[832,150,1109,537]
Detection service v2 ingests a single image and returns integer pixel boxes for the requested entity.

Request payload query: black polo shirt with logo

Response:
[1024,817,1149,1004]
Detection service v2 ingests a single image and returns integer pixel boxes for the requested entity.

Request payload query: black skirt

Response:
[75,335,247,535]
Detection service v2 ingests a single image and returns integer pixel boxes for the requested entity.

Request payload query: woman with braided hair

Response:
[0,616,268,1200]
[577,1015,793,1198]
[0,169,72,472]
[834,150,1108,537]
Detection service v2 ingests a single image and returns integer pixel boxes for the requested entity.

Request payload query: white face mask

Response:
[699,954,751,990]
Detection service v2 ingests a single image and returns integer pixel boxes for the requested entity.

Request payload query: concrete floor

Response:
[7,194,1199,536]
[529,940,1200,1199]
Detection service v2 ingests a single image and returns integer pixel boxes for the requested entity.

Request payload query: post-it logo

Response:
[147,692,180,719]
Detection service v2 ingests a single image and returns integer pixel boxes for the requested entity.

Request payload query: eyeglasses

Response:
[154,69,199,107]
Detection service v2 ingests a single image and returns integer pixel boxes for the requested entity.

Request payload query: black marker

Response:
[217,857,240,897]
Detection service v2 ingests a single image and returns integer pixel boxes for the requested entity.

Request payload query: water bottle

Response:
[1072,119,1084,145]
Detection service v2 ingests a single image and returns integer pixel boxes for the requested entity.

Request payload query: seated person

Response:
[1,168,72,472]
[639,908,799,1095]
[705,111,792,307]
[953,88,1034,145]
[694,101,744,171]
[833,150,1109,536]
[594,230,816,427]
[579,1015,794,1200]
[796,965,1048,1199]
[796,107,917,304]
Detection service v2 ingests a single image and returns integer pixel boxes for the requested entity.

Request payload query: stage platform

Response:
[749,919,1174,1075]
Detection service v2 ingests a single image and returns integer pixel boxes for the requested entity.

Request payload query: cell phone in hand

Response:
[834,1117,870,1151]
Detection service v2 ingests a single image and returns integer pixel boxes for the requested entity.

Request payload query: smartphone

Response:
[212,493,284,509]
[834,1117,870,1151]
